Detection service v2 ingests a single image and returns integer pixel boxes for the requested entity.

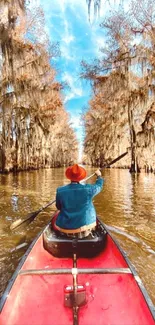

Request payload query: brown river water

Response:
[0,168,155,304]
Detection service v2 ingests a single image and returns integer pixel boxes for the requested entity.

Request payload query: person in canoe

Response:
[53,164,104,238]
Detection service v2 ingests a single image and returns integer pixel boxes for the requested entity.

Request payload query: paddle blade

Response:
[10,218,24,231]
[10,210,40,231]
[107,151,128,167]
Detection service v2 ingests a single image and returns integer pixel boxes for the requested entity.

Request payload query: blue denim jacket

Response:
[55,177,104,230]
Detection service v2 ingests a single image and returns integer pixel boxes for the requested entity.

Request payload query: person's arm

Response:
[56,190,61,210]
[90,169,104,197]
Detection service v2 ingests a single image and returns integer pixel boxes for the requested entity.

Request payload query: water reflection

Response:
[11,195,19,212]
[0,168,155,304]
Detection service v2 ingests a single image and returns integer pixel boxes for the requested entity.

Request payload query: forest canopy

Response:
[0,0,78,173]
[81,0,155,172]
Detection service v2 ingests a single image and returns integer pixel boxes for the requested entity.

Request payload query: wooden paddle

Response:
[84,151,128,182]
[10,151,128,231]
[10,200,56,230]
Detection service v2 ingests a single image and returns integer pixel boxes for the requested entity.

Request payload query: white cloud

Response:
[70,115,82,129]
[99,0,128,18]
[39,0,88,20]
[62,72,83,101]
[61,18,75,45]
[62,71,73,85]
[96,36,105,49]
[64,93,74,102]
[62,34,75,45]
[61,44,75,61]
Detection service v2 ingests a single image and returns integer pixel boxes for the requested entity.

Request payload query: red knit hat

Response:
[65,164,87,182]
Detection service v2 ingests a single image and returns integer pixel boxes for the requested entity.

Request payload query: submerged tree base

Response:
[129,164,141,173]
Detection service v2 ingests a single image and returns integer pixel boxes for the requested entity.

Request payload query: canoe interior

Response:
[0,220,154,325]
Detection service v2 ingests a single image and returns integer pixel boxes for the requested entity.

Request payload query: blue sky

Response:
[36,0,121,158]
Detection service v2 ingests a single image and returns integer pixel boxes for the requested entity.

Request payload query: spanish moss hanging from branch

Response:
[86,0,101,19]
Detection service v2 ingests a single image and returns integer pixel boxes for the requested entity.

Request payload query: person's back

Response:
[55,164,104,236]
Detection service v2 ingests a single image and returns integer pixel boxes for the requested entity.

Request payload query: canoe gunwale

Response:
[0,226,45,313]
[104,224,155,320]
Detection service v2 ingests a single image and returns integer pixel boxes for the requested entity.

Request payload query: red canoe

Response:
[0,216,154,325]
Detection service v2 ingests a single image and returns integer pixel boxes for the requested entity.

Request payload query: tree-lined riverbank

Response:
[0,1,78,173]
[81,0,155,172]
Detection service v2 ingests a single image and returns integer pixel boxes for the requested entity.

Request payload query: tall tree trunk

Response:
[128,104,140,173]
[1,108,6,172]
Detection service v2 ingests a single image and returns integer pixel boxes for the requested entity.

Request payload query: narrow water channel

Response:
[0,168,155,304]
